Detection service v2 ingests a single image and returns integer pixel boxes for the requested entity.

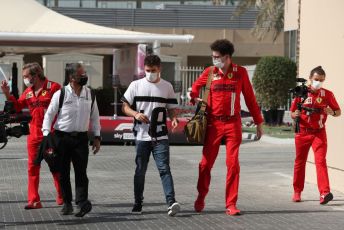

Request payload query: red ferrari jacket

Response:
[9,79,61,142]
[191,65,263,124]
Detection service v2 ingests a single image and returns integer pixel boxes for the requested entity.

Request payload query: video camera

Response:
[289,78,321,133]
[0,101,31,149]
[289,78,309,100]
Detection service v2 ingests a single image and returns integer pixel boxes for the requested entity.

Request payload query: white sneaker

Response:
[167,202,180,216]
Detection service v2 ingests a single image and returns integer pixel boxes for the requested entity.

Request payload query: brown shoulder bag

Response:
[184,67,213,144]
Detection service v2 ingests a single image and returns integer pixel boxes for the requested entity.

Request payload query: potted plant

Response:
[252,56,297,126]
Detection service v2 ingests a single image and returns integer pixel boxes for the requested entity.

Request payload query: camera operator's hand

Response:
[1,80,11,99]
[324,107,334,115]
[292,110,301,118]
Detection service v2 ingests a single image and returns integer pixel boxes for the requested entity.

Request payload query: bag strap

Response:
[89,87,96,115]
[57,86,65,115]
[199,67,214,114]
[57,86,95,115]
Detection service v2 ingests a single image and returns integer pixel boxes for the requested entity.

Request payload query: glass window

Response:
[183,1,213,5]
[59,0,79,7]
[289,30,297,62]
[98,1,136,9]
[142,1,179,9]
[81,0,96,8]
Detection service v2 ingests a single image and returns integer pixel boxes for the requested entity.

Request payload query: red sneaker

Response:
[194,196,205,213]
[292,192,301,202]
[24,201,43,210]
[226,205,241,216]
[320,192,333,205]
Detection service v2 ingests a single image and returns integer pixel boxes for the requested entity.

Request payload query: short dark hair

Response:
[144,55,161,67]
[210,39,235,57]
[309,66,326,78]
[23,62,45,80]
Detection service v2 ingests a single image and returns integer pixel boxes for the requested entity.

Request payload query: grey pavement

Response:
[1,137,344,230]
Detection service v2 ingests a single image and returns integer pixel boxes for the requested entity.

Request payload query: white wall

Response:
[43,53,103,88]
[299,0,344,192]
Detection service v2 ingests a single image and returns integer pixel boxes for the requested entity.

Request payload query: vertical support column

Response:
[153,40,161,55]
[112,49,121,119]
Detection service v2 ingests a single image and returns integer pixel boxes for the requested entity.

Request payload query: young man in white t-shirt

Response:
[121,55,180,216]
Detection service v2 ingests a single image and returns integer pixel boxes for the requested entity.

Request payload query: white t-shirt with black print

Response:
[122,78,178,141]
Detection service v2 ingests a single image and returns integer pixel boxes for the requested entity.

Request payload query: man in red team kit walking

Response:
[291,66,341,204]
[190,39,264,216]
[1,62,63,209]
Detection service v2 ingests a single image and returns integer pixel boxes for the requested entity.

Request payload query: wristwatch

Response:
[94,136,102,141]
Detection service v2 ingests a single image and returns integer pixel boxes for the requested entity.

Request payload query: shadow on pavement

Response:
[2,215,154,227]
[95,202,166,208]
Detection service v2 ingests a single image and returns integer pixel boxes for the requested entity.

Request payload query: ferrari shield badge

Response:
[26,91,33,99]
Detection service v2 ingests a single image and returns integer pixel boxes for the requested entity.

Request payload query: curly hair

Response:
[210,39,235,57]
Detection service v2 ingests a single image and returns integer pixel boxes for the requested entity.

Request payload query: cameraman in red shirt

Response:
[1,63,63,209]
[291,66,341,204]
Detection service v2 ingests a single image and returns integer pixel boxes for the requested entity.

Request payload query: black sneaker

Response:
[131,203,142,214]
[61,203,73,215]
[320,192,333,205]
[167,202,180,216]
[75,200,92,217]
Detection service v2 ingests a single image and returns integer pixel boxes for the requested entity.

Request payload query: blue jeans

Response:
[134,139,176,206]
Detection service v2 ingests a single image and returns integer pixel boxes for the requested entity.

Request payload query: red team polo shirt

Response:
[9,79,61,142]
[191,65,263,125]
[290,88,340,130]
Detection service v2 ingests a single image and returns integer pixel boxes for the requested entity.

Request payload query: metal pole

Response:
[113,87,118,119]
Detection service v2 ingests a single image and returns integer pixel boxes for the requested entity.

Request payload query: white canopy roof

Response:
[0,0,193,50]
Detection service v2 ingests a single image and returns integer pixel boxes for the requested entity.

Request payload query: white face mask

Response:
[311,80,323,90]
[145,72,159,82]
[23,78,33,87]
[212,58,224,69]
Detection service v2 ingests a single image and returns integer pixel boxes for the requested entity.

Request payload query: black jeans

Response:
[55,130,89,205]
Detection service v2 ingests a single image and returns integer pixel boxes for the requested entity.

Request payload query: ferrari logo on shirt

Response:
[41,90,47,96]
[227,73,233,79]
[316,97,322,104]
[26,92,33,99]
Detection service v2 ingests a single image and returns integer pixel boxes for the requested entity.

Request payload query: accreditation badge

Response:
[316,97,322,104]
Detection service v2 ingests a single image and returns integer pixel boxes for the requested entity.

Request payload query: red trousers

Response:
[293,128,330,195]
[196,118,242,208]
[27,137,62,204]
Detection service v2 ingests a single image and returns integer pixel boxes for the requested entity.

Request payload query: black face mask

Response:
[76,76,88,86]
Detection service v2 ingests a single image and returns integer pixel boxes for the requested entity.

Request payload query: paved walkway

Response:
[0,137,343,229]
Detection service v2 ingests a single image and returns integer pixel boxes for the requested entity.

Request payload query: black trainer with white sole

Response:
[167,202,180,216]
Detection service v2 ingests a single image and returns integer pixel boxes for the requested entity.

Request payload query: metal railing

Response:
[179,66,204,106]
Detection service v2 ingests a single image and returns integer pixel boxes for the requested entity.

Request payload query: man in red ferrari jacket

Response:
[1,62,63,209]
[190,39,264,216]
